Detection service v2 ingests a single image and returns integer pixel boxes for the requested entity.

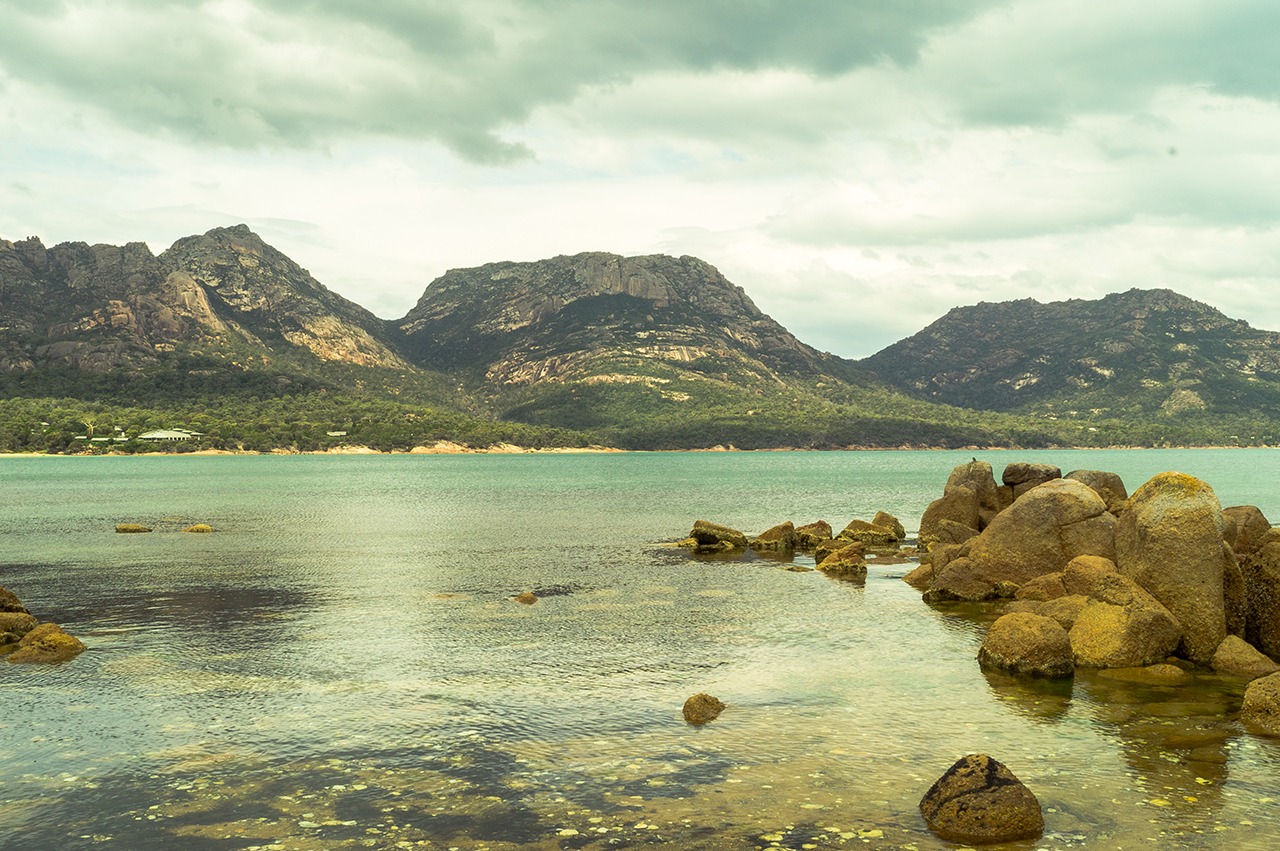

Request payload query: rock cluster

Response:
[915,460,1280,679]
[0,585,85,664]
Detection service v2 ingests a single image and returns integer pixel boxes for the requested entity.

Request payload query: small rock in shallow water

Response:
[6,622,86,664]
[115,523,152,533]
[514,592,539,605]
[920,753,1044,844]
[183,524,214,533]
[682,693,725,725]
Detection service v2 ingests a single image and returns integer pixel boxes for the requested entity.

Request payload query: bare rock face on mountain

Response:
[395,252,857,386]
[162,226,404,368]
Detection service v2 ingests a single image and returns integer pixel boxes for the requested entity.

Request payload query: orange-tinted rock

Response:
[920,754,1044,844]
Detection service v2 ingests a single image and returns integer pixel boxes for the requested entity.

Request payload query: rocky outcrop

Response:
[1115,472,1226,664]
[927,479,1115,602]
[816,543,868,581]
[682,693,725,725]
[1211,635,1280,679]
[919,754,1044,844]
[750,521,797,552]
[978,612,1074,678]
[1002,462,1061,500]
[1065,469,1129,515]
[6,622,86,664]
[1241,672,1280,735]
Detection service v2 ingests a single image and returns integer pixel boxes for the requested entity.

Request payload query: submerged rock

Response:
[689,520,749,550]
[682,693,725,725]
[978,612,1074,678]
[514,592,539,605]
[6,622,85,664]
[920,754,1044,844]
[183,523,214,533]
[115,523,153,533]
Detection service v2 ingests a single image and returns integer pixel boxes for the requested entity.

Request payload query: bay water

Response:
[3,449,1280,849]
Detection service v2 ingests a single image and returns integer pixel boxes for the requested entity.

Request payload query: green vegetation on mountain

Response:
[3,226,1280,453]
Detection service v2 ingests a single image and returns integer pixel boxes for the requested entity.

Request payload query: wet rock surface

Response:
[919,754,1044,844]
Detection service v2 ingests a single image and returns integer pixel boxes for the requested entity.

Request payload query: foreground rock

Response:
[920,754,1044,844]
[682,693,725,725]
[978,612,1074,678]
[1115,472,1226,664]
[6,622,86,664]
[688,520,748,551]
[1241,672,1280,735]
[1223,505,1271,558]
[927,479,1114,602]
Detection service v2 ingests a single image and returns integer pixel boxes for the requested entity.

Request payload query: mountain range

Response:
[2,225,1278,452]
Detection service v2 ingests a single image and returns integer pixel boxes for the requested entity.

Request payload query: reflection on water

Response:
[4,451,1280,848]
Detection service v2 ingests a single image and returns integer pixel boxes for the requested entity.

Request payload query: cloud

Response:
[0,1,996,161]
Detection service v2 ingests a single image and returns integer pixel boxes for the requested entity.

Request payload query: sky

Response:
[3,0,1280,358]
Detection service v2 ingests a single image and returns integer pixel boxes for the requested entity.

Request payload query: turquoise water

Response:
[2,449,1280,849]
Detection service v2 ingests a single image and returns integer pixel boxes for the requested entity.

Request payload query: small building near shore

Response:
[138,429,203,442]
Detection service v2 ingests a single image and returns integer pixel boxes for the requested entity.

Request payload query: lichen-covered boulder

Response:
[923,518,980,550]
[1243,541,1280,660]
[0,612,38,639]
[920,754,1044,844]
[1069,570,1182,669]
[1065,469,1129,515]
[115,523,153,533]
[1014,572,1067,602]
[183,523,214,533]
[837,518,897,547]
[817,544,868,582]
[689,520,749,550]
[1223,505,1272,558]
[930,479,1115,602]
[872,511,907,541]
[0,586,29,614]
[924,556,1002,602]
[794,520,832,550]
[6,622,86,664]
[1003,462,1062,500]
[750,521,797,552]
[978,612,1074,678]
[1038,595,1089,631]
[1115,472,1226,664]
[1211,635,1280,679]
[1241,672,1280,735]
[682,693,725,725]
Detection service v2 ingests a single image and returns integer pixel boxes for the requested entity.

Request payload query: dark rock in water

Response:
[920,754,1044,844]
[1002,462,1062,500]
[1241,671,1280,735]
[1096,663,1191,685]
[794,520,832,550]
[816,544,868,582]
[0,612,38,639]
[1211,635,1280,679]
[115,523,153,533]
[1066,469,1129,515]
[682,693,725,725]
[0,586,29,615]
[514,592,539,605]
[689,520,748,550]
[978,612,1074,678]
[6,622,86,664]
[872,511,907,541]
[814,538,860,565]
[750,521,797,552]
[837,518,897,547]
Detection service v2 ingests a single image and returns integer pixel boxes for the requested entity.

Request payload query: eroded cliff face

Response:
[397,251,843,385]
[0,225,407,374]
[162,225,405,368]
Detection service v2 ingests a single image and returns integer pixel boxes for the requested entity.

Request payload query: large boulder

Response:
[1223,505,1272,558]
[919,754,1044,844]
[837,519,897,547]
[1065,469,1129,515]
[1068,569,1183,669]
[1241,672,1280,735]
[929,479,1115,602]
[1242,541,1280,660]
[689,520,749,550]
[1211,635,1280,679]
[794,520,832,550]
[978,612,1074,678]
[6,622,85,664]
[1115,472,1226,664]
[0,586,29,614]
[919,460,1002,549]
[750,521,797,552]
[1002,462,1062,500]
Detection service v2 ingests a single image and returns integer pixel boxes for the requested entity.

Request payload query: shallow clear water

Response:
[2,449,1280,850]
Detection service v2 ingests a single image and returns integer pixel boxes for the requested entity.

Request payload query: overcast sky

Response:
[3,1,1279,358]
